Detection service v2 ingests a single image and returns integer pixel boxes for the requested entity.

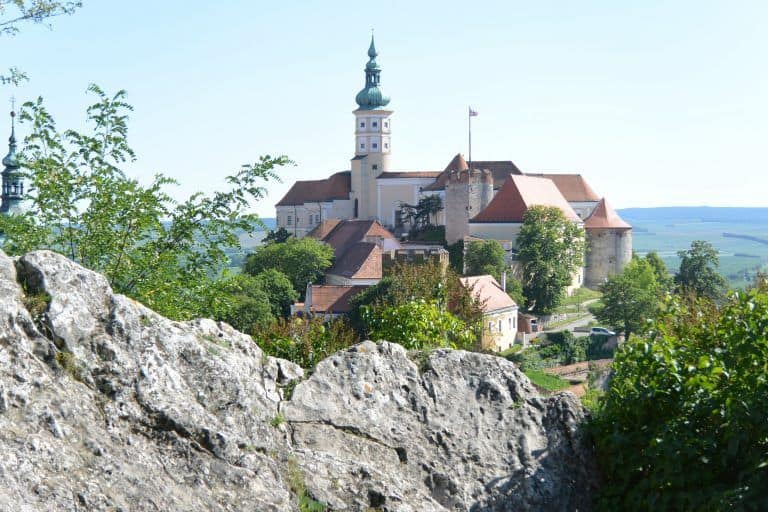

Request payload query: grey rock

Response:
[0,250,598,511]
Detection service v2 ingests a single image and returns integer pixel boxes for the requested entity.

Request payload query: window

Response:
[360,122,365,128]
[372,143,378,149]
[488,321,493,332]
[509,318,513,330]
[360,143,365,149]
[498,320,503,332]
[372,121,378,127]
[372,164,378,170]
[384,143,389,149]
[287,215,292,226]
[384,121,389,128]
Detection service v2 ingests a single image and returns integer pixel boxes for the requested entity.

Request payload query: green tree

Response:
[262,227,292,244]
[401,195,443,231]
[675,240,727,300]
[206,273,274,332]
[596,258,661,340]
[517,205,585,314]
[0,86,288,319]
[361,299,476,350]
[251,268,298,317]
[464,239,506,280]
[644,251,673,292]
[243,237,333,295]
[1,1,81,85]
[591,290,768,510]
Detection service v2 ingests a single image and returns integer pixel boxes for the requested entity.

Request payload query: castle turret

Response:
[583,198,632,288]
[350,34,392,220]
[0,109,23,215]
[480,169,494,211]
[445,153,493,245]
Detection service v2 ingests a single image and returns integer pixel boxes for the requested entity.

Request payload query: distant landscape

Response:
[620,207,768,289]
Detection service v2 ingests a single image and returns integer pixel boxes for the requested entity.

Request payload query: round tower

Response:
[445,154,489,245]
[350,34,393,220]
[583,198,632,289]
[479,169,494,211]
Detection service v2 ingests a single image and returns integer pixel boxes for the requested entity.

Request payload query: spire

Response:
[355,33,390,110]
[2,109,18,169]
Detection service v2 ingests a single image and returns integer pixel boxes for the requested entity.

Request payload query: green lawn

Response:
[524,370,571,391]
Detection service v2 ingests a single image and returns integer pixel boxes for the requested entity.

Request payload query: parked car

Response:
[590,327,616,336]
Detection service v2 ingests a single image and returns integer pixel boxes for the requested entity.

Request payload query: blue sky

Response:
[2,1,766,217]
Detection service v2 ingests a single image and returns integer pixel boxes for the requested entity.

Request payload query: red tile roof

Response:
[423,154,522,191]
[320,219,399,257]
[327,242,382,279]
[377,171,441,179]
[471,175,580,223]
[306,219,342,240]
[275,171,351,206]
[584,198,631,229]
[525,173,600,202]
[460,275,517,313]
[307,285,368,314]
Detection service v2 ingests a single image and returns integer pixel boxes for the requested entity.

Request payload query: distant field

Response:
[619,207,768,289]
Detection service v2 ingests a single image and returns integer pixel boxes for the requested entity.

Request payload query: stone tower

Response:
[0,109,23,215]
[583,198,632,288]
[444,154,494,244]
[350,34,392,220]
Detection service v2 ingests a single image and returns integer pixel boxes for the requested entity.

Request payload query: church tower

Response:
[0,109,23,215]
[350,34,392,220]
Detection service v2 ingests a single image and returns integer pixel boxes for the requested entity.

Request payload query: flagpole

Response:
[468,106,472,170]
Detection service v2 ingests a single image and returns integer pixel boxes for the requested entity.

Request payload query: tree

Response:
[596,258,660,340]
[251,268,298,317]
[0,86,289,320]
[206,273,274,333]
[516,205,585,314]
[1,1,82,85]
[464,239,506,280]
[675,240,727,300]
[644,251,673,292]
[361,299,476,350]
[262,227,292,244]
[400,195,443,231]
[591,290,768,510]
[243,236,333,295]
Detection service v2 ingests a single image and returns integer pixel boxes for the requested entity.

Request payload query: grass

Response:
[286,457,327,512]
[541,313,591,331]
[524,370,571,392]
[270,413,285,428]
[561,287,602,306]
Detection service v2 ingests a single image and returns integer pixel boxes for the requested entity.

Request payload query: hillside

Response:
[619,207,768,288]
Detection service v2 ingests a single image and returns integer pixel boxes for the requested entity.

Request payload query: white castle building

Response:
[276,36,632,288]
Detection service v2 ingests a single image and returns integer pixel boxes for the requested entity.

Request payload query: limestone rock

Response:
[0,250,598,511]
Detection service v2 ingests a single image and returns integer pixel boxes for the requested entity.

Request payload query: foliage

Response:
[400,194,443,230]
[523,370,571,392]
[286,456,328,512]
[251,269,298,317]
[243,237,333,297]
[561,286,601,307]
[446,240,464,274]
[349,260,483,336]
[674,240,727,301]
[0,0,80,36]
[361,299,476,350]
[262,227,292,244]
[586,334,616,360]
[591,291,768,510]
[204,273,275,332]
[505,274,525,308]
[644,251,674,292]
[517,205,585,314]
[596,257,661,340]
[0,87,288,320]
[253,316,359,370]
[464,239,506,281]
[408,224,445,243]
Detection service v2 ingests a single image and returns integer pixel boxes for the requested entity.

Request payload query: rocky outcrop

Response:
[0,250,598,511]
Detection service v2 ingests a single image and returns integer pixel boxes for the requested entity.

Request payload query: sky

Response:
[2,1,767,218]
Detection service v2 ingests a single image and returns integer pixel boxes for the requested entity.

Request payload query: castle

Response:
[273,36,633,289]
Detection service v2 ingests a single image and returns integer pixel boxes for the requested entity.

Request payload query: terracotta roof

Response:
[470,175,580,223]
[584,198,631,230]
[321,219,399,257]
[307,285,368,314]
[306,219,342,240]
[460,275,517,312]
[275,171,351,206]
[327,242,382,279]
[423,154,522,191]
[526,173,600,202]
[377,171,441,179]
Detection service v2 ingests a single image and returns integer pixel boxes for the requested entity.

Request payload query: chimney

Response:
[501,271,507,292]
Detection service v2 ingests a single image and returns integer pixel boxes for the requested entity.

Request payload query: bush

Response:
[590,291,768,510]
[524,370,571,392]
[585,334,615,360]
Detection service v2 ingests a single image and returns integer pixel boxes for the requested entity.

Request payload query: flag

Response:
[469,107,478,117]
